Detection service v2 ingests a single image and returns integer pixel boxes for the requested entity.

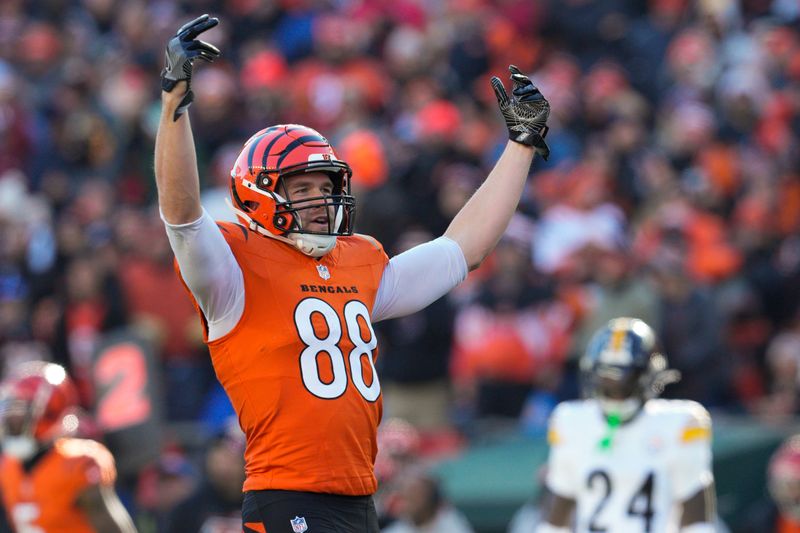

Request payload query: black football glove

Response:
[491,65,550,160]
[161,14,221,121]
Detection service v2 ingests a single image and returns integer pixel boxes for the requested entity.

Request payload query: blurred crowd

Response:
[3,0,800,530]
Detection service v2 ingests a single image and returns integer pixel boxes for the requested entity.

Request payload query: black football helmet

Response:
[580,317,680,421]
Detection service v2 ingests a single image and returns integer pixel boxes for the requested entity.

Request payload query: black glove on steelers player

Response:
[161,14,221,121]
[491,65,550,160]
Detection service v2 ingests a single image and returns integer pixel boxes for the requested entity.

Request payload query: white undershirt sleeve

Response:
[371,236,468,323]
[162,209,245,342]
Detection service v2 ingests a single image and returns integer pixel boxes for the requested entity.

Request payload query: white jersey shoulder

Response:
[545,399,713,533]
[549,399,710,447]
[644,398,711,426]
[547,399,601,446]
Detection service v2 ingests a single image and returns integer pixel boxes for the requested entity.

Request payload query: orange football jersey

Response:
[179,224,389,495]
[0,438,117,533]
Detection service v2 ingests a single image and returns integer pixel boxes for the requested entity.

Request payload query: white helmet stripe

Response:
[333,205,343,232]
[241,177,274,198]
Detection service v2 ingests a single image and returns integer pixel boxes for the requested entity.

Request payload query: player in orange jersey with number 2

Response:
[0,361,137,533]
[155,13,550,533]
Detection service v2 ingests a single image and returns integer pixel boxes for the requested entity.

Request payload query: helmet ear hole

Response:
[274,213,292,232]
[229,124,356,242]
[257,172,273,188]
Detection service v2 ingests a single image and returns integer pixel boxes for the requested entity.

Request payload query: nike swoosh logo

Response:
[165,51,173,72]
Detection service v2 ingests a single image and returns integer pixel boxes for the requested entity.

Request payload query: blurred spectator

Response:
[115,208,212,421]
[378,229,456,431]
[382,467,474,533]
[116,210,203,362]
[164,422,245,533]
[532,164,626,274]
[649,251,727,407]
[374,418,423,528]
[54,252,128,405]
[571,243,661,359]
[137,450,198,533]
[0,61,31,175]
[451,222,571,421]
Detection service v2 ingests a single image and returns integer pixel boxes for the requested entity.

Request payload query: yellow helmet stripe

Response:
[610,327,627,351]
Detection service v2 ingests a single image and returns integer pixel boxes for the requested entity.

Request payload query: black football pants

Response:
[242,489,380,533]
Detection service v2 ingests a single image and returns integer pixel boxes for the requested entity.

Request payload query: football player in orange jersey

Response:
[154,14,549,533]
[0,361,137,533]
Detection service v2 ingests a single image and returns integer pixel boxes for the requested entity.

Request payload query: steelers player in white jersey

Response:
[537,317,716,533]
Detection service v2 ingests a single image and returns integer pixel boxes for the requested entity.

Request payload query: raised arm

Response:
[444,65,549,270]
[154,14,220,224]
[154,15,245,341]
[444,141,535,270]
[370,66,549,321]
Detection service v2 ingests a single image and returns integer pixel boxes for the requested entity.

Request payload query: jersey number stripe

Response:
[295,298,380,401]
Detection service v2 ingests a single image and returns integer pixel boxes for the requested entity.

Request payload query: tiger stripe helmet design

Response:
[229,124,355,256]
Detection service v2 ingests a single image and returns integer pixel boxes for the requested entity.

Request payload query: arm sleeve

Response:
[545,407,577,498]
[671,410,714,501]
[163,209,245,341]
[371,236,468,323]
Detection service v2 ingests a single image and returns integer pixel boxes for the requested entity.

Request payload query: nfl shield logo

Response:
[316,264,331,280]
[290,516,308,532]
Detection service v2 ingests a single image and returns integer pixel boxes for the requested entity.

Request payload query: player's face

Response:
[593,366,639,400]
[595,375,637,400]
[282,173,336,233]
[591,366,645,420]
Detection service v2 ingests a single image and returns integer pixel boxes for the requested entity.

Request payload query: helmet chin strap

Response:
[290,203,342,257]
[288,233,337,257]
[226,198,337,257]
